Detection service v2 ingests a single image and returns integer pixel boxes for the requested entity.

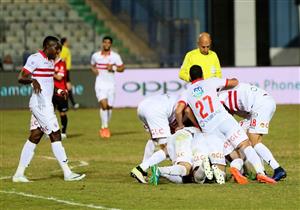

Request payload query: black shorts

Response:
[66,71,71,82]
[53,94,69,112]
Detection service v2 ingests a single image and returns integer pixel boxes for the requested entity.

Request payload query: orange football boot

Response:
[230,167,249,184]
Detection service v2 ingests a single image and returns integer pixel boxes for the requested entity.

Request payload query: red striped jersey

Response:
[90,50,124,88]
[22,50,55,106]
[218,83,269,113]
[54,58,67,92]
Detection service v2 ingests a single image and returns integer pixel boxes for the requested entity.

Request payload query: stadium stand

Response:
[0,0,155,69]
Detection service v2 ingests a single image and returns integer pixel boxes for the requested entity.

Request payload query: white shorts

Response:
[212,117,249,156]
[167,128,198,165]
[138,102,171,139]
[30,105,60,135]
[95,86,115,106]
[249,96,276,134]
[192,132,226,167]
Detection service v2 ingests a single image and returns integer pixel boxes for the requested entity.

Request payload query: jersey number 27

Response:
[195,95,214,119]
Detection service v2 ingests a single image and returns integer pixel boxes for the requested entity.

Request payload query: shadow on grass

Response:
[112,131,142,136]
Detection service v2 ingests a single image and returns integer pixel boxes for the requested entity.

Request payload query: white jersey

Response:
[179,78,230,133]
[91,50,124,89]
[218,83,269,113]
[23,51,55,107]
[137,94,179,139]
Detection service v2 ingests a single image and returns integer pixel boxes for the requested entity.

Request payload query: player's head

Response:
[43,36,60,60]
[102,36,113,51]
[189,65,203,81]
[197,32,211,55]
[60,37,68,46]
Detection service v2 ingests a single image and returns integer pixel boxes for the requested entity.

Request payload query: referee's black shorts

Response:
[53,94,69,112]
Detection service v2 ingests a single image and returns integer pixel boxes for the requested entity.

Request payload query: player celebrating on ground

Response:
[53,46,69,139]
[175,65,276,184]
[12,36,85,182]
[91,36,125,138]
[218,83,287,181]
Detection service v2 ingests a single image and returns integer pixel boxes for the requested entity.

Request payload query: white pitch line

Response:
[0,176,11,180]
[0,190,121,210]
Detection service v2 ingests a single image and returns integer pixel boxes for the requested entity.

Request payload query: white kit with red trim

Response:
[218,83,269,113]
[179,78,231,133]
[90,50,124,89]
[23,50,55,106]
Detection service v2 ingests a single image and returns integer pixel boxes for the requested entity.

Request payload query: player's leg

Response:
[221,118,276,183]
[12,123,44,183]
[57,96,68,139]
[66,72,79,109]
[97,87,109,137]
[249,100,286,181]
[156,162,192,184]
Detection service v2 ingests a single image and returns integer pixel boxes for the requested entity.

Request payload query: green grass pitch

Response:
[0,105,299,210]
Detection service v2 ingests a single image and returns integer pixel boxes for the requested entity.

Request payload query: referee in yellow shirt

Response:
[179,32,222,82]
[60,37,79,109]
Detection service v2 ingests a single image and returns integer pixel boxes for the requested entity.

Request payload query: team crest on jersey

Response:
[192,86,204,98]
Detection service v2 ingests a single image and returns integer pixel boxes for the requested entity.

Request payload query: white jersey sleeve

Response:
[90,52,97,65]
[23,54,38,73]
[209,78,228,90]
[111,52,123,66]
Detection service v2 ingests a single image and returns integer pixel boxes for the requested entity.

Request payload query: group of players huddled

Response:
[131,33,287,185]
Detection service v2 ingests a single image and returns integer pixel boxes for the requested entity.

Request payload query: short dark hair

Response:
[60,37,67,45]
[103,36,113,43]
[43,36,59,48]
[189,65,203,81]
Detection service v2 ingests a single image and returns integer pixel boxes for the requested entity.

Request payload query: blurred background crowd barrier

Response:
[1,67,299,109]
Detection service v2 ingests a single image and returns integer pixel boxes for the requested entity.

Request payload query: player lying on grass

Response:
[150,127,226,185]
[175,65,276,184]
[218,83,287,181]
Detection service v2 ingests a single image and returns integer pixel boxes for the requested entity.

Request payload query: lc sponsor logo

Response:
[192,86,204,98]
[122,80,187,96]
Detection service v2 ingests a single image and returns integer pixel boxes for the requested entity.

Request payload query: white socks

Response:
[158,165,187,184]
[14,140,36,176]
[51,141,72,177]
[243,146,265,174]
[108,109,112,122]
[230,158,244,171]
[142,139,155,163]
[159,164,187,176]
[100,109,108,128]
[254,143,280,169]
[140,150,166,172]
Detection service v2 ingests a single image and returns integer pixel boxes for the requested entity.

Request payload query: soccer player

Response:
[130,94,179,183]
[12,36,85,182]
[179,32,222,82]
[175,65,276,184]
[151,127,226,185]
[60,37,79,109]
[91,36,125,138]
[53,47,69,139]
[218,83,287,181]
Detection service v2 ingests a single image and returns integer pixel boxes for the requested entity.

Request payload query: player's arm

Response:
[225,78,239,89]
[175,101,186,131]
[183,106,199,128]
[179,54,191,82]
[18,69,41,93]
[54,73,63,81]
[91,64,98,75]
